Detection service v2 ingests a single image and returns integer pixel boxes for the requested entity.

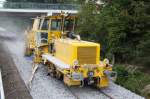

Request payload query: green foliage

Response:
[113,64,150,96]
[77,0,150,66]
[137,32,150,66]
[77,3,97,40]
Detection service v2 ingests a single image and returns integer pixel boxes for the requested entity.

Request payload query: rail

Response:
[0,69,5,99]
[0,1,80,10]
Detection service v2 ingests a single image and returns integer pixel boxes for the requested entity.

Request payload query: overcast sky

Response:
[0,0,5,8]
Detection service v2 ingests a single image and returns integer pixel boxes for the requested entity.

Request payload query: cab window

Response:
[41,19,49,30]
[51,19,61,30]
[41,32,48,43]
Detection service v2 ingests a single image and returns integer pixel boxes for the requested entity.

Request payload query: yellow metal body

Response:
[55,39,100,65]
[64,75,81,86]
[25,12,114,88]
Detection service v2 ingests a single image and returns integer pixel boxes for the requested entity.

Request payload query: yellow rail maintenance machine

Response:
[25,12,116,88]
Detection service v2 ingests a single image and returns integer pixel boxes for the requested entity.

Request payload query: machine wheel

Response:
[56,71,63,80]
[48,63,56,78]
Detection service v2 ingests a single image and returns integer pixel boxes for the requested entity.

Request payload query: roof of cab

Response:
[32,13,77,19]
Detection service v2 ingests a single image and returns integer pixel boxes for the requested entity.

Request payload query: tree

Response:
[77,0,150,66]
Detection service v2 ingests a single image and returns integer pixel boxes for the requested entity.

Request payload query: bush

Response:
[113,64,150,97]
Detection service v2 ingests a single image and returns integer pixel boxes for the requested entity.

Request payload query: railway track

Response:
[66,85,112,99]
[99,89,114,99]
[66,86,80,99]
[91,86,115,99]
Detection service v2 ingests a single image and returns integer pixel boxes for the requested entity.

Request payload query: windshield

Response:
[51,19,76,32]
[41,19,49,30]
[51,19,61,30]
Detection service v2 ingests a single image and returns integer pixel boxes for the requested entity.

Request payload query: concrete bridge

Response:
[0,1,79,17]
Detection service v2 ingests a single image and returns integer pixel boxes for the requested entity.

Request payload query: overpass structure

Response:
[0,1,79,17]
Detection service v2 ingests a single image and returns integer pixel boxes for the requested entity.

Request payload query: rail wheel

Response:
[56,70,63,80]
[48,63,56,78]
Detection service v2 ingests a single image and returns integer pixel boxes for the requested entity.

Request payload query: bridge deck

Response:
[0,1,80,10]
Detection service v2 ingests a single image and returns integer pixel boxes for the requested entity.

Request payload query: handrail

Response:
[0,1,80,10]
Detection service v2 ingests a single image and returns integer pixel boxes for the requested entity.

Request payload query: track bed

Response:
[0,41,32,99]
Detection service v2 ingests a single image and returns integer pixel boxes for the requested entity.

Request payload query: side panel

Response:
[96,45,100,64]
[55,40,76,65]
[77,46,97,65]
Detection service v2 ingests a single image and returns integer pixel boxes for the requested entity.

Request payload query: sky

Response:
[0,0,5,8]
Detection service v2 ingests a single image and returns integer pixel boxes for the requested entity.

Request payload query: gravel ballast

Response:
[101,82,145,99]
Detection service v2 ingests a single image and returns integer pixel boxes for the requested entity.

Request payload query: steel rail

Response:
[66,86,80,99]
[0,69,5,99]
[99,89,115,99]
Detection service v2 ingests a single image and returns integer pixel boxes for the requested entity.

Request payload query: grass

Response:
[113,64,150,98]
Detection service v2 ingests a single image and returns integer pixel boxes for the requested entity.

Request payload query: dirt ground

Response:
[0,41,32,99]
